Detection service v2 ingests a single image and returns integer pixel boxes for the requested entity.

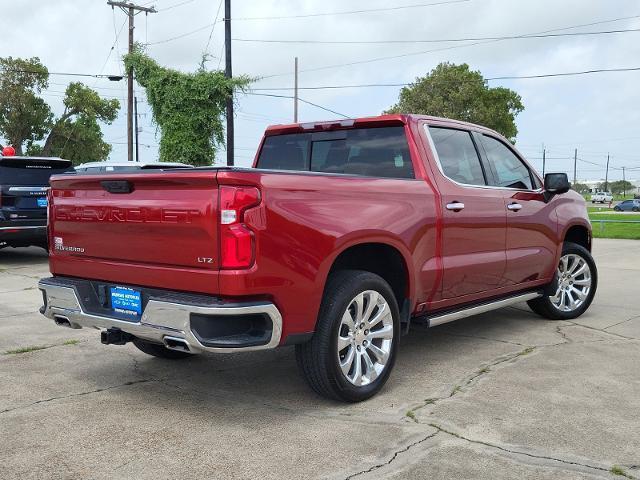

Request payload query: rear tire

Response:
[527,242,597,320]
[132,338,192,359]
[295,270,400,402]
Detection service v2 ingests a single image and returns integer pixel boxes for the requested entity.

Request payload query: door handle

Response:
[507,202,523,211]
[446,202,465,212]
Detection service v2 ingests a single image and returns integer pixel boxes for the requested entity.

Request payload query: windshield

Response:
[0,159,73,185]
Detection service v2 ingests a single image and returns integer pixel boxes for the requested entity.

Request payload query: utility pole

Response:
[542,148,546,176]
[604,153,610,192]
[134,96,140,163]
[107,1,156,162]
[224,0,234,166]
[573,148,577,185]
[622,166,626,198]
[294,57,299,122]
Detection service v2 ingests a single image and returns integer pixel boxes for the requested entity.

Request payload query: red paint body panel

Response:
[46,115,591,344]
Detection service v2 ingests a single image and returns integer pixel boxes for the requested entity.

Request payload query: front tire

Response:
[132,338,193,359]
[296,270,400,402]
[527,242,597,320]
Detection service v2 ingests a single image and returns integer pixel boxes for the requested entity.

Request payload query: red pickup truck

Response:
[38,114,597,402]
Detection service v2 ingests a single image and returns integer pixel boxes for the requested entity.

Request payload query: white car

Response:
[591,191,613,203]
[74,161,193,174]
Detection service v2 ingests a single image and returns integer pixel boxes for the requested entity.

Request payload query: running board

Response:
[426,291,542,328]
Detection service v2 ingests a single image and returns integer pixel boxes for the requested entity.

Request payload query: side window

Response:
[310,127,414,178]
[256,127,414,178]
[429,127,486,186]
[257,134,310,171]
[481,135,534,190]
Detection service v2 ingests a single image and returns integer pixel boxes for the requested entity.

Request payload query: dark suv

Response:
[0,156,73,250]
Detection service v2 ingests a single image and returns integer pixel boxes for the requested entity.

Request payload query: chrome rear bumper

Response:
[38,277,283,354]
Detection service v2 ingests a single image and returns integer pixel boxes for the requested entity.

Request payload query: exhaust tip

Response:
[163,336,191,353]
[54,315,72,328]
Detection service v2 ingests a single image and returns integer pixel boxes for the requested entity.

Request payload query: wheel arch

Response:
[321,239,414,312]
[563,223,592,252]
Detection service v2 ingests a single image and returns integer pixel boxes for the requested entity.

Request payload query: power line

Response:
[259,14,640,78]
[204,0,224,54]
[234,27,640,45]
[158,0,196,12]
[146,22,218,45]
[246,92,349,118]
[232,0,472,20]
[0,69,123,79]
[252,66,640,92]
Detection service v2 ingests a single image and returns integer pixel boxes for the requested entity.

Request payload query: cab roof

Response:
[263,114,502,138]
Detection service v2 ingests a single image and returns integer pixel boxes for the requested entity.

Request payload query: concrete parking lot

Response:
[0,240,638,480]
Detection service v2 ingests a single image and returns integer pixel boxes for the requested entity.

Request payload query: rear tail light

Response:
[219,186,261,269]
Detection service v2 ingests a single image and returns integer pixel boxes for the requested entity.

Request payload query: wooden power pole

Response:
[134,96,140,163]
[573,148,577,185]
[107,1,156,162]
[224,0,234,166]
[294,57,299,122]
[605,153,610,192]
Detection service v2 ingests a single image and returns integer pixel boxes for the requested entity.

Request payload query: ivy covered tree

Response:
[386,62,524,142]
[124,49,251,166]
[0,56,119,162]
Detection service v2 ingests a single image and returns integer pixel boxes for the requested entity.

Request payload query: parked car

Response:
[38,115,597,401]
[613,199,640,212]
[591,191,613,203]
[74,161,193,173]
[0,156,73,250]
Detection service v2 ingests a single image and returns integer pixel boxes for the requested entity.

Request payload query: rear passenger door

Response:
[426,126,506,301]
[477,134,557,286]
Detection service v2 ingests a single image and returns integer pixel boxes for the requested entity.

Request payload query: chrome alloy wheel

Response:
[337,290,394,386]
[551,254,592,312]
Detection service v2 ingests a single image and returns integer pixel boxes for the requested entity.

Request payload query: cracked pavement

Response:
[0,239,639,479]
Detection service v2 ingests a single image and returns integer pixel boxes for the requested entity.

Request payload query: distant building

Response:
[578,179,640,194]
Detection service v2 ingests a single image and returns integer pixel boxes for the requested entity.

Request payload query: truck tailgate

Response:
[48,171,220,293]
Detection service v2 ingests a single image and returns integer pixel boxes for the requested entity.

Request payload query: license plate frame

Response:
[110,286,142,317]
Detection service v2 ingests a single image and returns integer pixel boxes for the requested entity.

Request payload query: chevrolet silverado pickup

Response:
[38,114,597,402]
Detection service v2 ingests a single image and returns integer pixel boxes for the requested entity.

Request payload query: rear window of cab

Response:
[256,126,415,179]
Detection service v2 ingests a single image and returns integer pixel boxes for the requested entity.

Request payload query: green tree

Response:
[0,57,52,155]
[124,49,251,166]
[34,82,119,161]
[571,182,591,194]
[608,180,635,196]
[386,63,524,142]
[0,57,119,162]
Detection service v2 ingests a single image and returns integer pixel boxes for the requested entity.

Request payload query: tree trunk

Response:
[41,109,75,156]
[40,130,56,156]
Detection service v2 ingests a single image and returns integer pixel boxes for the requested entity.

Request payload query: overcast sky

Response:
[3,0,640,181]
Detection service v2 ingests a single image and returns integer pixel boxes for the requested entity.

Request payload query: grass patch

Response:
[516,346,535,357]
[4,345,49,355]
[4,339,80,355]
[610,465,632,478]
[588,211,640,240]
[405,410,418,423]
